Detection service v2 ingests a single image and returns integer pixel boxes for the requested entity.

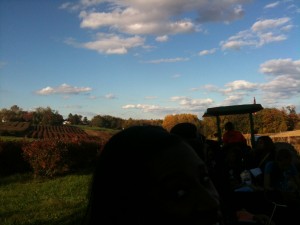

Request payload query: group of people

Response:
[81,122,300,225]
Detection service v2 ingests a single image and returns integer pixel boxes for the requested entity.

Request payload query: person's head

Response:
[255,136,275,155]
[85,125,222,225]
[170,122,205,160]
[170,122,198,139]
[224,122,234,131]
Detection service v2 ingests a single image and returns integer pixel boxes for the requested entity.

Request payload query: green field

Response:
[0,172,92,225]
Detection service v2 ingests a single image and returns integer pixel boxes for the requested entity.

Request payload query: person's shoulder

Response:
[264,161,276,172]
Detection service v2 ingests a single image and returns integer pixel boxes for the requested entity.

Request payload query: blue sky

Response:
[0,0,299,120]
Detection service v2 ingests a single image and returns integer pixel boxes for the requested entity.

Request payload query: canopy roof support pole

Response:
[216,115,222,144]
[249,113,255,148]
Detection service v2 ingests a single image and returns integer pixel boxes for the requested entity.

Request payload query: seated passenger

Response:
[222,122,247,146]
[83,125,223,225]
[264,147,300,225]
[170,122,205,160]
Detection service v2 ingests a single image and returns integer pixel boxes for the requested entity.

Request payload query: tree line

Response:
[0,105,299,138]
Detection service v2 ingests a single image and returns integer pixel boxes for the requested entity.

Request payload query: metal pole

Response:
[216,115,222,144]
[249,113,255,148]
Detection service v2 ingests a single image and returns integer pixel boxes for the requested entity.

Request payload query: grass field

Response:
[0,172,92,225]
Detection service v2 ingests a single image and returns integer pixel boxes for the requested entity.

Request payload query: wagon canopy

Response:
[203,104,263,117]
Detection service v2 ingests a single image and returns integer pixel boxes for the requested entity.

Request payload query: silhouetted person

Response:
[264,147,300,225]
[83,125,223,225]
[248,136,276,188]
[222,122,247,146]
[170,122,205,160]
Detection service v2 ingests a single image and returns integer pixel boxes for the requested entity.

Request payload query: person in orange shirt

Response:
[222,122,247,145]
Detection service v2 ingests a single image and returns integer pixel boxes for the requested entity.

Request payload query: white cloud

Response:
[199,48,217,56]
[198,80,258,106]
[122,95,215,117]
[62,0,251,55]
[221,17,292,50]
[261,75,300,102]
[251,17,290,32]
[200,58,300,108]
[287,3,300,14]
[259,58,300,103]
[221,40,252,50]
[156,35,168,42]
[104,93,117,99]
[224,80,258,92]
[202,80,258,96]
[83,33,145,54]
[257,32,287,46]
[264,1,280,9]
[201,84,219,92]
[171,74,181,79]
[122,104,162,112]
[143,57,189,64]
[281,24,294,31]
[71,0,250,33]
[259,58,300,77]
[36,83,92,95]
[78,7,197,35]
[223,95,244,105]
[170,96,214,112]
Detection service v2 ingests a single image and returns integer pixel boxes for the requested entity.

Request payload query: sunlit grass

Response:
[0,172,92,225]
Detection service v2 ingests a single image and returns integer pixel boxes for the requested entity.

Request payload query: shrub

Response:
[22,139,101,177]
[22,140,68,177]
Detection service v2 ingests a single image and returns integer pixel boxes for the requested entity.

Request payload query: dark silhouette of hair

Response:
[170,122,198,139]
[255,135,276,160]
[170,122,205,160]
[224,122,234,131]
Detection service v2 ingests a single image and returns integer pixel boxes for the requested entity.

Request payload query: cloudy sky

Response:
[0,0,299,120]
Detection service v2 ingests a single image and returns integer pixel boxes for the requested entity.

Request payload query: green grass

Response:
[74,125,104,131]
[0,172,92,225]
[74,125,119,134]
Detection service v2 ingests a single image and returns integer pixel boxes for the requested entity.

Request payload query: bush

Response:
[22,139,101,177]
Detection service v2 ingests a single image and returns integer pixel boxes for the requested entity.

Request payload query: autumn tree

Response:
[255,108,287,133]
[90,115,124,129]
[32,107,63,125]
[284,105,299,131]
[201,116,218,138]
[83,116,89,124]
[67,113,83,125]
[122,118,162,129]
[162,114,202,132]
[0,105,24,122]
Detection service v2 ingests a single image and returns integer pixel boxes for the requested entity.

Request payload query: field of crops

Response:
[27,125,91,139]
[0,121,30,136]
[0,122,99,141]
